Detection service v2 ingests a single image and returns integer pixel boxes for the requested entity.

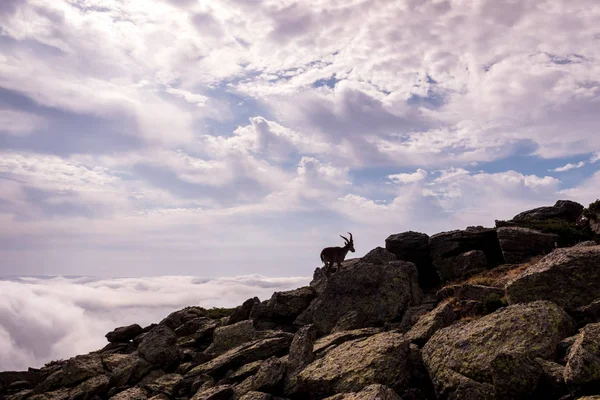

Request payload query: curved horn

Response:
[348,232,353,242]
[340,235,349,244]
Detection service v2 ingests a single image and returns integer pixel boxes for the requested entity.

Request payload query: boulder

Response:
[324,384,401,399]
[228,298,261,325]
[61,354,105,386]
[295,332,410,398]
[393,302,437,333]
[250,287,315,331]
[564,323,600,384]
[228,361,263,382]
[405,301,456,346]
[109,387,148,400]
[490,353,542,400]
[239,392,272,400]
[435,250,489,283]
[174,317,215,337]
[185,334,293,378]
[506,245,600,311]
[573,299,600,327]
[312,328,383,358]
[161,307,208,330]
[455,284,505,303]
[109,352,155,388]
[69,375,109,400]
[360,247,397,265]
[191,384,232,400]
[511,200,584,223]
[574,241,598,248]
[285,324,317,394]
[143,373,183,396]
[429,227,504,281]
[295,261,422,335]
[249,357,286,392]
[205,321,260,356]
[422,301,573,398]
[138,325,179,367]
[385,231,438,288]
[106,324,144,343]
[497,227,558,264]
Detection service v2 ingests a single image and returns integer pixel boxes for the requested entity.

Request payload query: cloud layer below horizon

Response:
[0,0,599,278]
[0,274,309,371]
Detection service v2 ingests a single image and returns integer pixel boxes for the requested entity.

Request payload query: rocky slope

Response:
[2,199,600,400]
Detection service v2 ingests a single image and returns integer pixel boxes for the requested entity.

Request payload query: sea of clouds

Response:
[0,274,309,372]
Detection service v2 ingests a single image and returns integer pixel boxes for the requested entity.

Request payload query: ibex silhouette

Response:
[320,232,355,276]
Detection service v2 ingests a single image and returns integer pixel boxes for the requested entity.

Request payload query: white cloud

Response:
[0,109,46,136]
[0,275,309,371]
[590,152,600,163]
[388,169,428,184]
[549,161,586,172]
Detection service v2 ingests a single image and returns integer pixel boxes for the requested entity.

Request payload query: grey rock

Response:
[105,324,144,343]
[191,384,232,400]
[228,298,261,325]
[138,325,179,367]
[406,301,456,346]
[511,200,584,223]
[324,384,402,399]
[360,247,397,265]
[497,227,558,264]
[455,284,505,303]
[161,307,208,330]
[385,231,438,288]
[564,322,600,384]
[312,328,383,358]
[109,387,148,400]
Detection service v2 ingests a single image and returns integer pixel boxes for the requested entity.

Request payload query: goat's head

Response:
[340,232,355,253]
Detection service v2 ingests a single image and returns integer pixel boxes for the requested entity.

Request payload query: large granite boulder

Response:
[405,301,456,346]
[497,227,558,264]
[285,324,317,394]
[324,384,402,399]
[295,332,410,398]
[160,307,208,330]
[422,301,573,399]
[564,322,600,385]
[295,261,422,335]
[506,245,600,311]
[250,287,315,331]
[138,325,180,367]
[184,334,293,378]
[511,200,584,223]
[61,354,105,386]
[228,298,261,325]
[106,324,144,343]
[429,227,504,282]
[360,247,397,265]
[385,231,438,288]
[205,321,260,356]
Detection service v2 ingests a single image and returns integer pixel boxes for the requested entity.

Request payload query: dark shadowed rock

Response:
[251,287,315,331]
[573,299,600,327]
[174,317,214,337]
[285,324,317,394]
[512,200,584,223]
[109,352,155,388]
[406,301,456,346]
[143,373,183,396]
[295,332,410,398]
[429,227,504,282]
[497,227,558,264]
[109,387,148,400]
[250,357,286,392]
[69,375,109,400]
[455,284,505,303]
[491,353,542,400]
[161,307,208,330]
[106,324,144,343]
[324,384,402,399]
[191,384,232,400]
[228,361,263,382]
[394,302,437,333]
[422,301,573,399]
[574,240,599,247]
[435,250,489,283]
[360,247,397,265]
[185,334,293,378]
[506,245,600,311]
[564,322,600,384]
[295,261,422,335]
[61,354,105,386]
[205,321,260,356]
[228,298,261,325]
[385,231,438,288]
[138,325,179,367]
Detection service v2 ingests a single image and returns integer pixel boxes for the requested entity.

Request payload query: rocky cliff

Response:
[2,199,600,400]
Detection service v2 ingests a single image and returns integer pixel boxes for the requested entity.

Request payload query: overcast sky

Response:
[0,0,599,278]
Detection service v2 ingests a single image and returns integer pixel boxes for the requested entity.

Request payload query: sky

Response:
[0,0,599,279]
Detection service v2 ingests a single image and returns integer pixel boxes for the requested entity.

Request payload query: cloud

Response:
[591,153,600,164]
[388,169,428,184]
[0,275,309,371]
[0,109,46,136]
[549,161,586,172]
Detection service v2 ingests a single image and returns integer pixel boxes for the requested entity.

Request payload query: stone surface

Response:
[285,324,317,394]
[497,227,559,264]
[295,261,422,334]
[160,307,208,330]
[205,320,260,356]
[324,384,402,399]
[185,334,293,378]
[506,245,600,311]
[429,227,504,281]
[69,375,109,400]
[191,384,232,400]
[228,298,261,325]
[143,373,183,396]
[174,317,214,337]
[422,301,573,398]
[138,325,179,367]
[295,332,410,398]
[109,387,148,400]
[405,301,456,346]
[511,200,584,223]
[61,354,105,386]
[250,357,286,392]
[312,328,383,358]
[564,322,600,384]
[490,353,542,400]
[239,392,272,400]
[250,287,315,331]
[385,231,438,288]
[109,352,154,388]
[106,324,144,343]
[359,247,397,265]
[435,250,489,283]
[455,284,505,303]
[228,361,263,382]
